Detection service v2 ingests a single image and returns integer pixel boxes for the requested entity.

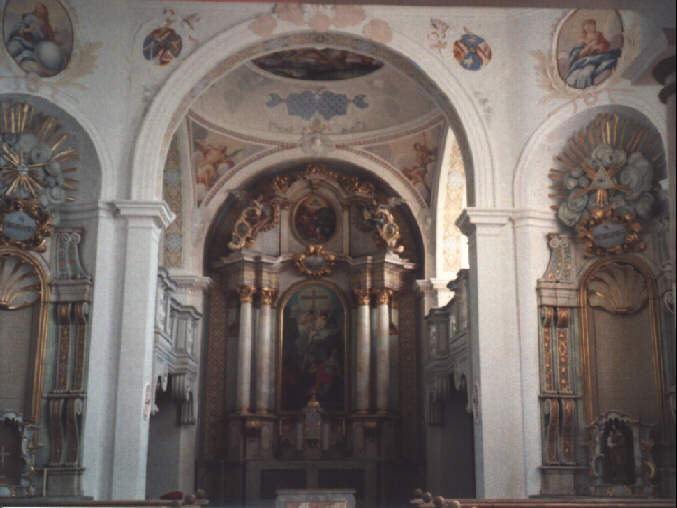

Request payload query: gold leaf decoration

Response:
[587,262,648,314]
[0,252,41,309]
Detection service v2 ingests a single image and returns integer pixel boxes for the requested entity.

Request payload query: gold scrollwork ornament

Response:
[577,206,643,257]
[0,199,52,251]
[293,244,336,277]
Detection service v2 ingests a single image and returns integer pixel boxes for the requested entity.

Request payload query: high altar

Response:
[197,164,423,506]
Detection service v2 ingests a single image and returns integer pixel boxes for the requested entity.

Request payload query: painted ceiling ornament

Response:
[249,4,392,44]
[357,197,405,255]
[453,28,492,71]
[549,113,664,257]
[266,90,369,121]
[532,9,638,118]
[227,192,282,251]
[293,244,337,278]
[300,119,335,156]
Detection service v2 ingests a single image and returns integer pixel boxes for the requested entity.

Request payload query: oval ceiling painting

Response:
[556,9,623,90]
[252,47,383,81]
[3,0,74,78]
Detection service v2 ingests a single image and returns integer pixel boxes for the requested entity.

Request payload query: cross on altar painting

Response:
[280,283,346,413]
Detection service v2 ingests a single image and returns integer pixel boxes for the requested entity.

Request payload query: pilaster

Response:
[110,200,174,499]
[456,208,525,498]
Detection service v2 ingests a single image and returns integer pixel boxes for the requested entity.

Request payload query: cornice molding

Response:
[113,200,176,229]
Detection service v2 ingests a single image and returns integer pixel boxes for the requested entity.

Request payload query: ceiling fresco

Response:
[190,62,437,136]
[251,47,383,81]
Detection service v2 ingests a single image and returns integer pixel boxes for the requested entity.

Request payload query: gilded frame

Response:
[578,255,666,427]
[290,194,339,246]
[277,279,350,415]
[0,246,50,423]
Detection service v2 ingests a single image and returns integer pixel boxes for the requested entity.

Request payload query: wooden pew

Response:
[409,489,676,508]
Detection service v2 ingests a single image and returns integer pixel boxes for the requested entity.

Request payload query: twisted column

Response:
[236,285,256,413]
[374,288,392,414]
[354,289,372,413]
[255,288,277,413]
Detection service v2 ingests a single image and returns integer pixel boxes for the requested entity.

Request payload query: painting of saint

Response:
[3,0,73,78]
[293,195,337,244]
[280,284,345,413]
[557,10,623,90]
[252,47,383,81]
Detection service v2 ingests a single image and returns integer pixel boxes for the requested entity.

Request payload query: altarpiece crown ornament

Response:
[227,192,282,251]
[358,198,405,254]
[549,113,664,257]
[294,244,336,277]
[0,101,79,251]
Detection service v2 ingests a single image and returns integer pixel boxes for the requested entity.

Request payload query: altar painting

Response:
[280,284,346,413]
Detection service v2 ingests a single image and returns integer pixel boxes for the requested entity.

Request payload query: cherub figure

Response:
[194,139,243,188]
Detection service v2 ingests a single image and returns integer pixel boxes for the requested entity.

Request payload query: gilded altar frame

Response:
[578,254,666,427]
[277,279,350,415]
[0,246,50,423]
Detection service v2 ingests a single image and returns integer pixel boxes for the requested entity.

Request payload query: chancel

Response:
[0,1,674,507]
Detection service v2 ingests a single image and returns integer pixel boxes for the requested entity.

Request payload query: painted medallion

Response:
[280,284,346,412]
[292,195,337,245]
[556,9,623,90]
[143,25,182,66]
[3,0,73,78]
[453,29,491,71]
[253,47,383,81]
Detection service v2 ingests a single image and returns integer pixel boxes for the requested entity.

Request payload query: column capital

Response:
[170,274,213,294]
[113,200,175,229]
[237,285,256,303]
[353,288,371,306]
[456,208,513,237]
[373,288,392,305]
[259,287,277,306]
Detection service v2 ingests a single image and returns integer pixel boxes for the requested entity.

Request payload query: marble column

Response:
[236,286,256,413]
[389,293,400,410]
[256,288,276,413]
[354,289,372,413]
[374,288,392,414]
[111,201,174,499]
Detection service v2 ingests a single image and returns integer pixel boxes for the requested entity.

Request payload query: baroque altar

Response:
[198,164,423,506]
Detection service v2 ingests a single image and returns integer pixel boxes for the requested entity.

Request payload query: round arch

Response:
[190,147,434,277]
[131,21,495,209]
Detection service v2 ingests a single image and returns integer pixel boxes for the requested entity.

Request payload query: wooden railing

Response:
[409,489,676,508]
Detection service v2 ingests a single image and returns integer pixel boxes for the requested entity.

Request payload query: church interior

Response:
[0,0,675,506]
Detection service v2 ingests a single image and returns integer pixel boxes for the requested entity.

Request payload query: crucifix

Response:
[300,288,329,313]
[0,445,10,468]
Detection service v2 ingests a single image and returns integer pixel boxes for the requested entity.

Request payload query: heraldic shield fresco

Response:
[3,0,74,78]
